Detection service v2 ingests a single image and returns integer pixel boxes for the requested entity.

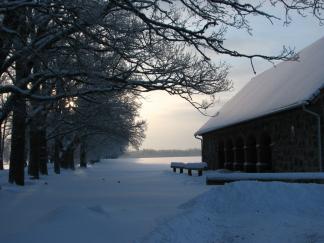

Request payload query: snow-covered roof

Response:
[195,37,324,136]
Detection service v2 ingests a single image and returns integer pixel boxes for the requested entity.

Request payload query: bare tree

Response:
[46,91,145,169]
[0,0,322,112]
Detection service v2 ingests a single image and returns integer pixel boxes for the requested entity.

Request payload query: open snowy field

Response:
[1,157,324,243]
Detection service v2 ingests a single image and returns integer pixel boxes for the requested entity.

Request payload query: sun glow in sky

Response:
[140,9,324,150]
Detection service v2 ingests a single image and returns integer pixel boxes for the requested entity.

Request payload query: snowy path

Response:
[0,158,208,243]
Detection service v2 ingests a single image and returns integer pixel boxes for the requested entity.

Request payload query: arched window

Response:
[259,132,272,172]
[234,137,244,171]
[225,139,234,170]
[245,135,257,172]
[218,140,225,169]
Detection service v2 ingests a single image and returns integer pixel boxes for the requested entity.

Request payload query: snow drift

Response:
[144,181,324,243]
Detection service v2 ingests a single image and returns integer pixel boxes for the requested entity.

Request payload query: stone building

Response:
[195,37,324,172]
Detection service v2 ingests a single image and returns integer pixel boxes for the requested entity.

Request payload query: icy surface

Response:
[196,37,324,135]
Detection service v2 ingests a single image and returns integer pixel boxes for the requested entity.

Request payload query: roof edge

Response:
[195,100,307,136]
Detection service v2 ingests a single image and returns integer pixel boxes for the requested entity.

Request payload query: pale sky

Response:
[139,7,324,150]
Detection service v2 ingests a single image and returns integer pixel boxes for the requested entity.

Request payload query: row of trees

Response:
[0,0,323,185]
[0,87,146,182]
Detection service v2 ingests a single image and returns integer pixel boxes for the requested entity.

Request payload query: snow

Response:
[145,181,324,243]
[171,162,208,169]
[185,162,207,169]
[170,162,186,167]
[207,172,324,180]
[0,157,207,243]
[1,158,324,243]
[196,36,324,135]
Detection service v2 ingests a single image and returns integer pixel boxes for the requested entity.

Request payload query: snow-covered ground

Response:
[146,181,324,243]
[0,157,207,243]
[1,158,324,243]
[207,171,324,180]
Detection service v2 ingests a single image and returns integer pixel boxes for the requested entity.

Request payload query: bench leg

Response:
[198,170,202,176]
[180,168,183,173]
[188,169,192,176]
[173,167,176,172]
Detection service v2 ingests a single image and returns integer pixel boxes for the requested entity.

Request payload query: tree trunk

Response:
[61,143,75,170]
[28,106,49,176]
[53,138,61,174]
[0,120,7,169]
[8,5,30,185]
[80,140,87,168]
[28,122,40,179]
[28,124,48,177]
[60,146,69,169]
[9,94,27,185]
[60,136,77,170]
[39,128,48,175]
[65,142,75,170]
[68,147,75,170]
[0,121,3,170]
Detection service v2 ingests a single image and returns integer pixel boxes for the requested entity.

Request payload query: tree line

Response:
[0,0,322,185]
[123,149,201,158]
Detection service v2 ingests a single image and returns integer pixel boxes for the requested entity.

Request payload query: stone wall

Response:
[201,97,324,172]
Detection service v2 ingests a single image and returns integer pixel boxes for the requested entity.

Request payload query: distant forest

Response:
[122,149,201,158]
